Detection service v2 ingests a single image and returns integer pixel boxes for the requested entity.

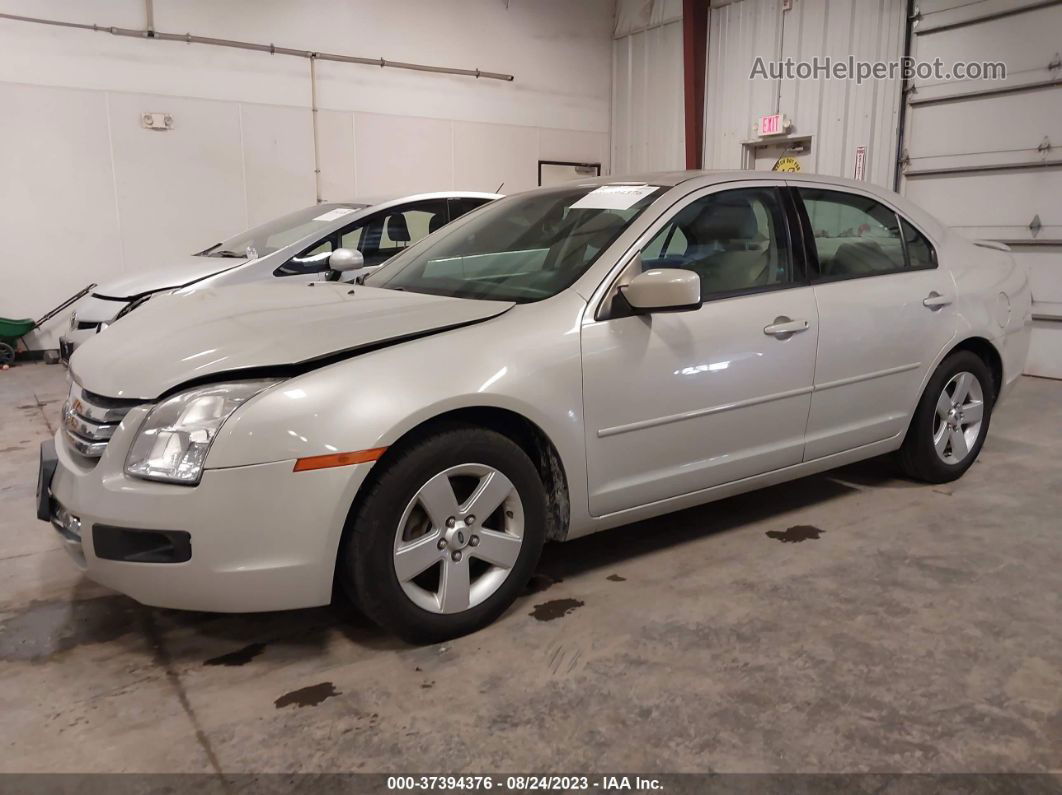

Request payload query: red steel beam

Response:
[682,0,709,169]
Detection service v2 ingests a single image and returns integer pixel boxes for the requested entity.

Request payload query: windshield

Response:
[365,185,662,302]
[196,203,367,259]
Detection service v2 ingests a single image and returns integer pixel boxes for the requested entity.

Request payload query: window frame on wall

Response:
[788,186,939,285]
[537,160,602,187]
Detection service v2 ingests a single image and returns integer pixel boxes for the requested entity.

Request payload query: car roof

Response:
[579,169,888,191]
[572,170,943,240]
[347,191,504,207]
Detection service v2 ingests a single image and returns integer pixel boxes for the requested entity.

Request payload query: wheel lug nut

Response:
[437,539,447,550]
[465,515,475,526]
[451,551,462,562]
[446,517,456,528]
[469,535,479,547]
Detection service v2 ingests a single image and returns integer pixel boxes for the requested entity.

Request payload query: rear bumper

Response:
[44,428,372,612]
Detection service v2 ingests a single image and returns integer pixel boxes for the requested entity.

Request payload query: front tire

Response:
[898,350,994,483]
[340,425,547,643]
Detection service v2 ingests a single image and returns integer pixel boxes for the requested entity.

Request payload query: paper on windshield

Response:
[313,208,357,222]
[570,184,659,211]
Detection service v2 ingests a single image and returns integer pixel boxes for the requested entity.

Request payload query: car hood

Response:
[92,255,245,300]
[70,282,514,399]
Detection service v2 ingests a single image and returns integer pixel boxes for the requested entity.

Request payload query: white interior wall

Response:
[0,0,614,349]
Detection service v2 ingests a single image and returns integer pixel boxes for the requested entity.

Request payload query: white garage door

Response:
[899,0,1062,378]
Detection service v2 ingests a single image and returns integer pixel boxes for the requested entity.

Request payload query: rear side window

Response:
[798,188,936,279]
[449,197,491,220]
[901,217,937,269]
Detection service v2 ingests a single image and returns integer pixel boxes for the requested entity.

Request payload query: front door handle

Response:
[923,291,952,310]
[763,316,810,339]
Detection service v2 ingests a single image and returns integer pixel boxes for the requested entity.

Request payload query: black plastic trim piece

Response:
[93,525,192,563]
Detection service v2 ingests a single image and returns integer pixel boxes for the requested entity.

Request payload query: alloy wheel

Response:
[932,371,984,465]
[392,463,524,614]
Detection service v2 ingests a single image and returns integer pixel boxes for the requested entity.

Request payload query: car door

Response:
[792,184,957,460]
[581,182,819,517]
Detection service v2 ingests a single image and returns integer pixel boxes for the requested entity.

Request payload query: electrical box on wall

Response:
[141,112,173,131]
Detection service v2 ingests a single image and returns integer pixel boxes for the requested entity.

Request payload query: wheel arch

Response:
[948,336,1003,402]
[350,405,571,544]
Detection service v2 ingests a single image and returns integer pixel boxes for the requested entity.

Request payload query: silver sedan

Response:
[44,171,1032,642]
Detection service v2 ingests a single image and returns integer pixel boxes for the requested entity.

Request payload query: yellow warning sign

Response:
[772,156,801,172]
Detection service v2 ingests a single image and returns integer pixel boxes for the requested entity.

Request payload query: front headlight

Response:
[125,380,280,485]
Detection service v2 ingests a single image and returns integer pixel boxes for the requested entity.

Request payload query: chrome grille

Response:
[62,384,140,459]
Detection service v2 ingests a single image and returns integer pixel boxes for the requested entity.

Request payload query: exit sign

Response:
[759,113,785,136]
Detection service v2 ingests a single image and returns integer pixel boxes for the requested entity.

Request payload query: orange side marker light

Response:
[293,447,387,472]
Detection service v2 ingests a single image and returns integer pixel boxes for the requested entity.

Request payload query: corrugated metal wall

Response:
[611,0,686,173]
[703,0,906,188]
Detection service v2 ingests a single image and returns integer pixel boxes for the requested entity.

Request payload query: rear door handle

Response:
[923,291,952,310]
[763,316,810,339]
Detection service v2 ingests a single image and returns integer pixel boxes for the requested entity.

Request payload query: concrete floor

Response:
[1,362,1060,775]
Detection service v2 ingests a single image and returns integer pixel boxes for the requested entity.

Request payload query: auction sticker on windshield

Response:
[571,184,659,210]
[313,208,358,222]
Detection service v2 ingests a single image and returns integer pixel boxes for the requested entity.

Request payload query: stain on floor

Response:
[766,525,825,543]
[204,641,267,667]
[523,573,562,595]
[274,681,339,709]
[0,596,139,661]
[606,574,627,582]
[529,598,584,622]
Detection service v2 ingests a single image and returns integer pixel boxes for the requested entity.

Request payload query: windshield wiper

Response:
[210,250,247,258]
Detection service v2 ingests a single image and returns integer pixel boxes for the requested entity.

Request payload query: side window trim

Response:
[782,186,818,283]
[594,182,801,321]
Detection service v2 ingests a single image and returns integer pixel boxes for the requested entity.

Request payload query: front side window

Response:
[640,187,794,300]
[367,185,663,302]
[798,189,909,278]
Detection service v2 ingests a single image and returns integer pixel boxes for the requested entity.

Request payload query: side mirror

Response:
[328,248,364,272]
[620,262,702,313]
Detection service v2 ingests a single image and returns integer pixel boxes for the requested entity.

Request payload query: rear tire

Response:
[340,425,547,644]
[898,350,994,483]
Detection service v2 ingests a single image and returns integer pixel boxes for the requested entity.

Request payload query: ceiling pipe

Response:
[309,54,323,204]
[0,11,516,82]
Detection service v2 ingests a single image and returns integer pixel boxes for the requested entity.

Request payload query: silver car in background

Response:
[60,191,500,358]
[42,171,1031,643]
